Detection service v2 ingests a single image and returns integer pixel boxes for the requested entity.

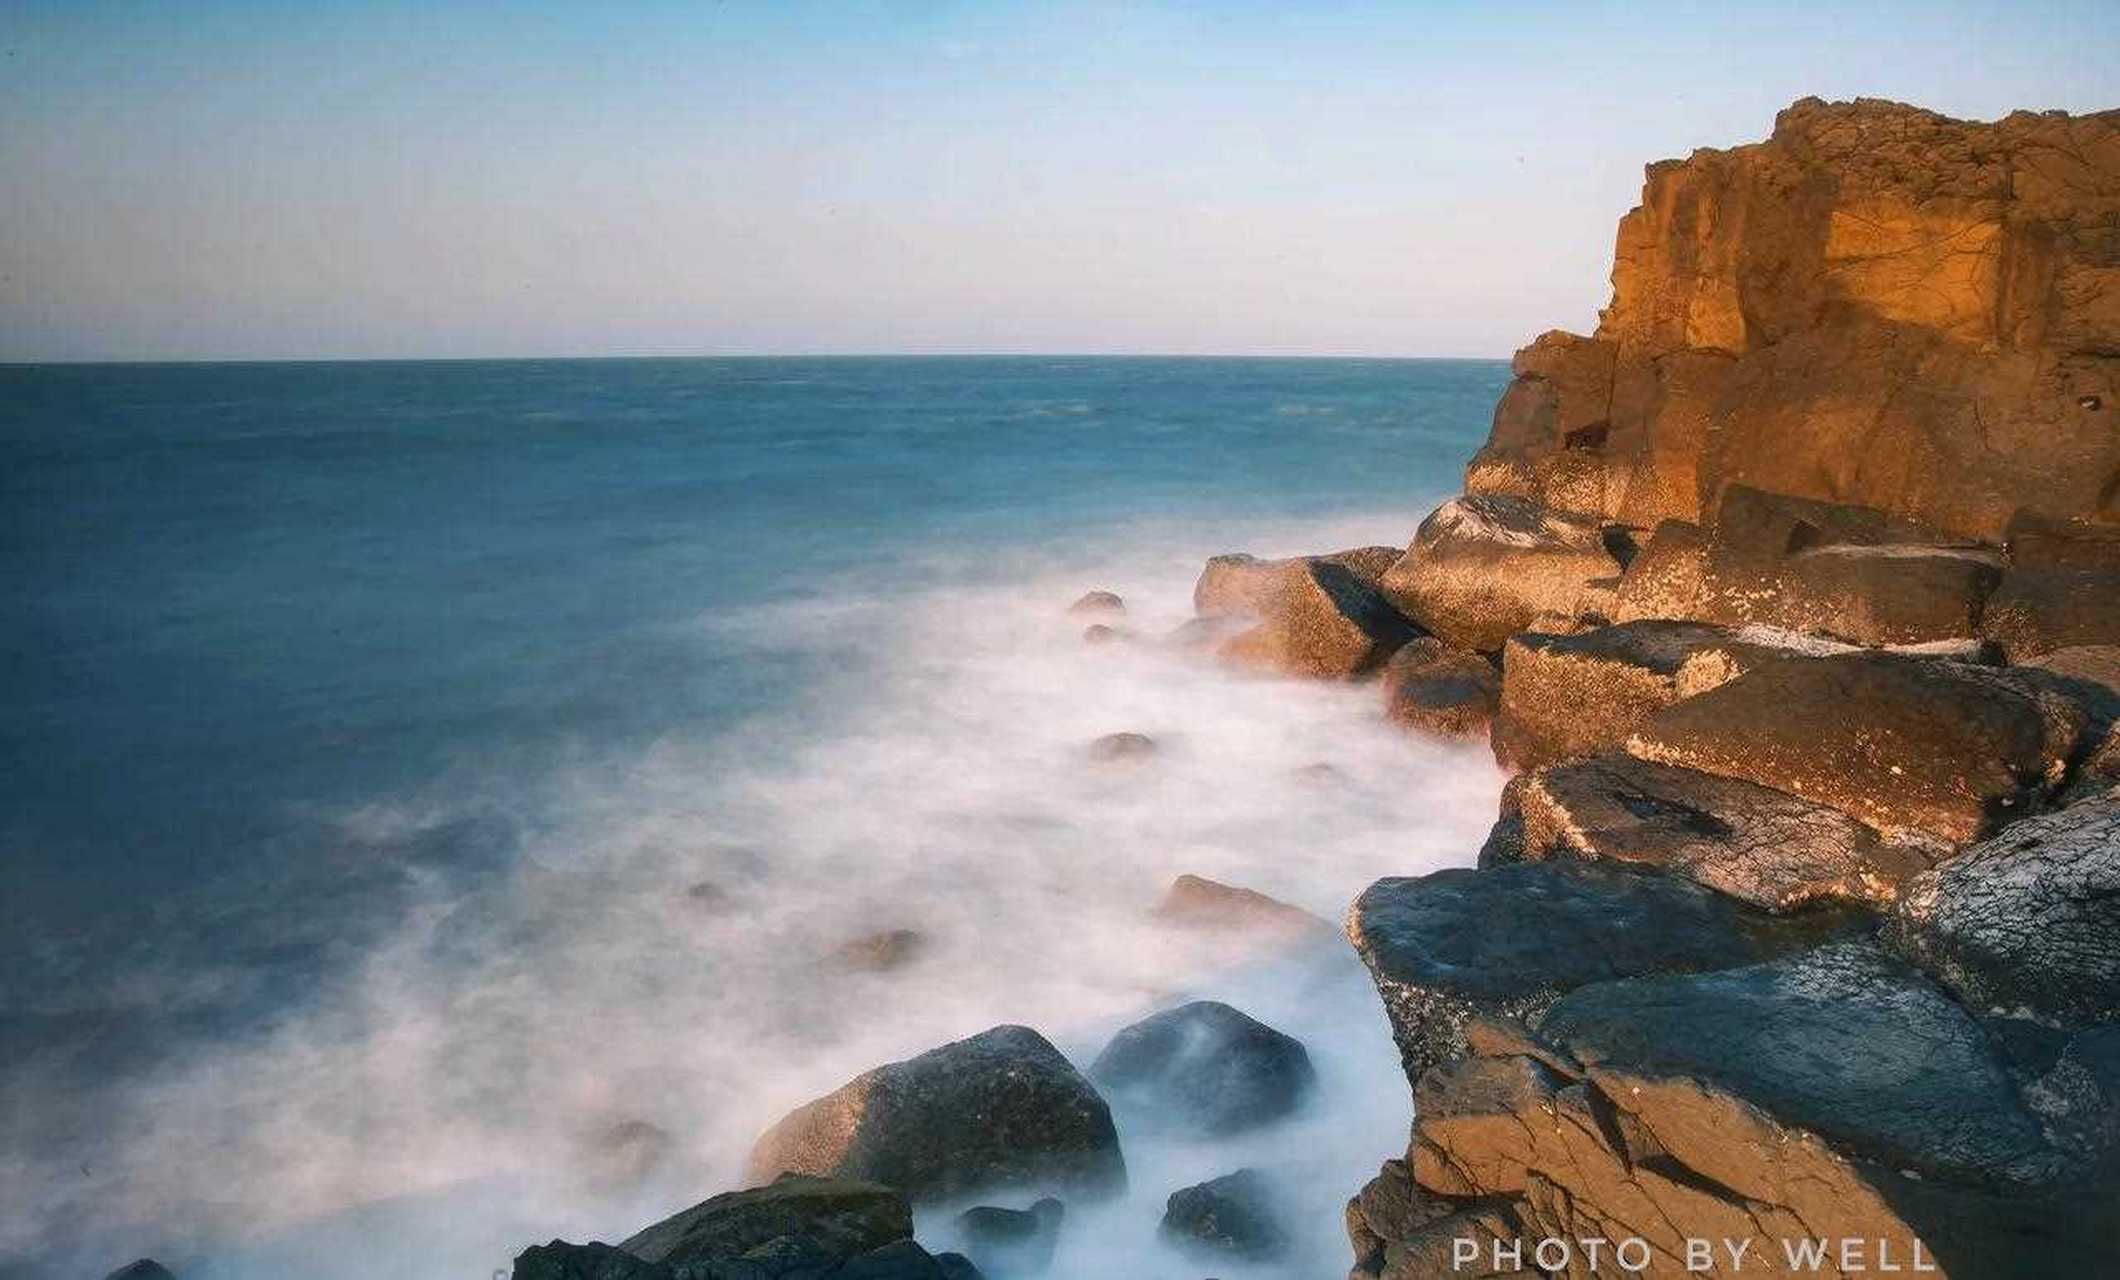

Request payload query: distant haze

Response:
[4,0,2116,362]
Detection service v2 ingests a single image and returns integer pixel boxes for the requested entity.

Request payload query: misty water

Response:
[2,357,1508,1279]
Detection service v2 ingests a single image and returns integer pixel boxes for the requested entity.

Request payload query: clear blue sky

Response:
[3,0,2115,361]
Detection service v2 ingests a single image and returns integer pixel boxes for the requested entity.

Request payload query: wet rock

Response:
[1627,650,2088,843]
[103,1265,177,1280]
[579,1118,673,1189]
[1085,732,1156,762]
[1378,637,1500,739]
[1079,623,1123,646]
[1377,495,1622,652]
[1192,546,1402,617]
[1065,590,1123,617]
[747,1026,1125,1204]
[1982,566,2120,660]
[833,1240,986,1279]
[1518,753,1943,910]
[1492,620,1736,771]
[831,928,928,974]
[1158,1169,1287,1261]
[2024,1025,2120,1178]
[1347,861,1847,1086]
[1218,560,1420,678]
[620,1174,913,1267]
[954,1198,1062,1277]
[512,1241,669,1280]
[1885,789,2120,1028]
[1161,615,1246,651]
[1090,1000,1314,1137]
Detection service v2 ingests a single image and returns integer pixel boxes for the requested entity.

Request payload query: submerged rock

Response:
[1085,732,1156,762]
[1886,789,2120,1028]
[747,1026,1125,1204]
[831,928,928,974]
[1159,1169,1288,1261]
[103,1265,177,1280]
[1378,637,1499,739]
[619,1174,912,1266]
[1148,874,1335,949]
[1347,861,1847,1086]
[1377,495,1621,652]
[1626,650,2087,843]
[578,1117,673,1189]
[954,1198,1062,1277]
[1218,559,1420,678]
[1518,752,1943,910]
[1491,620,1734,770]
[1090,1000,1314,1137]
[1065,590,1123,617]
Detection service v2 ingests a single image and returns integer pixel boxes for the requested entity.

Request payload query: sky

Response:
[2,1,2116,362]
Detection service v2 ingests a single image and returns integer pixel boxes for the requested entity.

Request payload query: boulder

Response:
[1089,1000,1314,1137]
[1377,637,1500,738]
[1885,789,2120,1028]
[1346,861,1849,1086]
[1085,732,1155,763]
[1609,519,1709,622]
[1191,546,1402,617]
[2029,646,2120,794]
[1218,560,1420,678]
[512,1242,669,1280]
[953,1198,1062,1277]
[2024,1025,2120,1180]
[1981,566,2120,660]
[619,1174,912,1267]
[1065,591,1123,617]
[1518,753,1943,910]
[1491,620,1736,771]
[1376,495,1622,652]
[103,1265,177,1280]
[2006,511,2120,572]
[1158,1169,1287,1261]
[746,1026,1126,1204]
[579,1118,674,1189]
[1626,651,2087,843]
[1079,624,1122,646]
[830,929,928,974]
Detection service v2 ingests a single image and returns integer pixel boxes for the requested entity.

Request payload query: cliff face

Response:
[1474,97,2120,541]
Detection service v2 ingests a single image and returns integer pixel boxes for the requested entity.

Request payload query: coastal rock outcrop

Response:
[1192,546,1401,617]
[747,1026,1125,1204]
[1376,495,1622,652]
[1517,752,1940,910]
[1089,1000,1314,1137]
[1468,97,2120,543]
[1346,861,1850,1086]
[1625,651,2086,843]
[1885,788,2120,1027]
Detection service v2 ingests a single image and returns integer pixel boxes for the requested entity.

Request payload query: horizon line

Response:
[1,350,1517,369]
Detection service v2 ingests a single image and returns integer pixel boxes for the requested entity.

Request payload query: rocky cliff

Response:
[1473,97,2120,542]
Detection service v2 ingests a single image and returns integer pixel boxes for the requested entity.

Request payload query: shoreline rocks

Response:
[1090,1000,1314,1137]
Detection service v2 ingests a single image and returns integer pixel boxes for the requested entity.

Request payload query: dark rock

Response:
[953,1198,1062,1277]
[1090,1001,1314,1137]
[103,1265,177,1280]
[1885,789,2120,1028]
[580,1118,674,1188]
[1491,620,1735,771]
[620,1174,911,1266]
[1085,732,1155,762]
[1192,546,1402,617]
[1626,650,2087,843]
[1079,624,1123,646]
[1982,567,2120,660]
[1347,860,1849,1086]
[1377,495,1622,652]
[1065,590,1123,617]
[831,929,928,974]
[1218,560,1420,678]
[831,1240,986,1279]
[1158,1169,1287,1261]
[1538,941,2058,1186]
[1517,753,1944,910]
[1378,638,1499,739]
[746,1026,1125,1204]
[2024,1025,2120,1179]
[512,1241,669,1280]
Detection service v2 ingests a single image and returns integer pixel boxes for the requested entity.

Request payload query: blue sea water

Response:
[1,357,1505,1278]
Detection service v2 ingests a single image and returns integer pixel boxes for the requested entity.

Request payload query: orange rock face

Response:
[1475,97,2120,541]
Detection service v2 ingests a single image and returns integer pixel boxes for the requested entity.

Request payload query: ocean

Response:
[1,356,1508,1279]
